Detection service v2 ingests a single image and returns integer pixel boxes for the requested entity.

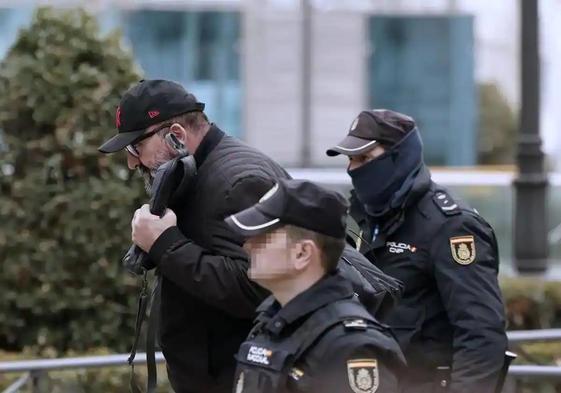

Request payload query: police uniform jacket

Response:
[349,165,507,393]
[233,271,405,393]
[147,125,290,393]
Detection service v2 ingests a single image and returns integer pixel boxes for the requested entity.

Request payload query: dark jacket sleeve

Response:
[313,331,403,393]
[430,211,508,393]
[148,175,275,319]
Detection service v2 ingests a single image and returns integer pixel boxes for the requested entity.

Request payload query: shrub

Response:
[477,83,517,165]
[0,6,145,354]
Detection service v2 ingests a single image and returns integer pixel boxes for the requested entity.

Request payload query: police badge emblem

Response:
[347,359,379,393]
[449,235,476,265]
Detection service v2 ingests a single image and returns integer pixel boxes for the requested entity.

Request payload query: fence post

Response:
[30,370,48,393]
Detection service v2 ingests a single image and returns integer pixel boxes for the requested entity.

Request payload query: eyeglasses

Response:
[125,123,171,158]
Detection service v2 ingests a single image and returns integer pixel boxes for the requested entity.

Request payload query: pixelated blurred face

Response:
[243,228,298,282]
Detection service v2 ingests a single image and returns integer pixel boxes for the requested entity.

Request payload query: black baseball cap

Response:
[326,109,415,156]
[225,179,349,239]
[98,79,205,153]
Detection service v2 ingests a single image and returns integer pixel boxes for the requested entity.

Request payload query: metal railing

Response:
[507,329,561,343]
[0,352,166,374]
[1,330,561,392]
[509,365,561,378]
[286,168,561,187]
[0,352,166,393]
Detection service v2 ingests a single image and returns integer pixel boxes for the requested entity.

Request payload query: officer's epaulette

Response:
[432,190,461,216]
[343,318,368,331]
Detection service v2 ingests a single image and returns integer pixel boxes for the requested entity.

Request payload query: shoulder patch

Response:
[450,235,476,265]
[433,191,461,216]
[347,359,379,393]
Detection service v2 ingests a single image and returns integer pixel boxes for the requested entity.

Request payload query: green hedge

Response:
[1,340,560,392]
[0,349,171,392]
[501,277,561,392]
[510,342,561,393]
[501,277,561,330]
[477,83,517,165]
[0,6,145,355]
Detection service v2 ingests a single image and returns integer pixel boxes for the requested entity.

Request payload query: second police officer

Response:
[326,109,508,393]
[225,179,405,393]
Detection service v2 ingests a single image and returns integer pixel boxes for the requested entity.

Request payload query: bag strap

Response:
[128,270,149,393]
[145,274,161,393]
[128,271,161,393]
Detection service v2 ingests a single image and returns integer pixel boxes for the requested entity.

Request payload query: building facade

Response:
[1,0,558,169]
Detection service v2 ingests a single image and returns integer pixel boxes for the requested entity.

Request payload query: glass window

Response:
[0,7,242,139]
[121,10,242,137]
[368,16,477,166]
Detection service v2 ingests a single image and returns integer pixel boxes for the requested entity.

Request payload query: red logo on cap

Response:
[148,110,160,119]
[116,106,122,128]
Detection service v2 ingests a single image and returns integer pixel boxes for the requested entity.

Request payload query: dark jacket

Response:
[233,272,405,393]
[349,165,508,393]
[148,125,290,393]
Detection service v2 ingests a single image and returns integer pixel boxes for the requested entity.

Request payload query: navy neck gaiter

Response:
[348,128,424,217]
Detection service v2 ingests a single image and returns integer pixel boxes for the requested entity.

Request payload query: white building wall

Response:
[540,0,561,169]
[1,0,559,168]
[243,0,528,167]
[243,1,366,167]
[242,0,304,165]
[308,9,367,167]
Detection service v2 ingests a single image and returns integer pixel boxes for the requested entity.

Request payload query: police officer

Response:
[326,109,508,393]
[225,179,405,393]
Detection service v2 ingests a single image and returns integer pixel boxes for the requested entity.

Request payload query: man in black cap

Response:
[99,79,289,393]
[225,179,405,393]
[326,110,508,393]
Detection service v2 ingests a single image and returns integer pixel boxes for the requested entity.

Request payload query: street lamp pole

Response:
[514,0,549,272]
[300,0,312,167]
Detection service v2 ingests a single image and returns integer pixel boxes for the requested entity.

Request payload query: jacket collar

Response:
[349,164,432,244]
[257,271,355,337]
[193,124,225,167]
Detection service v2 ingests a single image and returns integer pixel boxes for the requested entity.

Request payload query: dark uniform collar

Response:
[193,124,225,167]
[404,164,432,208]
[380,165,431,232]
[349,190,368,228]
[258,271,355,336]
[256,295,278,314]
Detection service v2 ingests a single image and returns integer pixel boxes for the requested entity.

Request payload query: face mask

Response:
[348,129,423,216]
